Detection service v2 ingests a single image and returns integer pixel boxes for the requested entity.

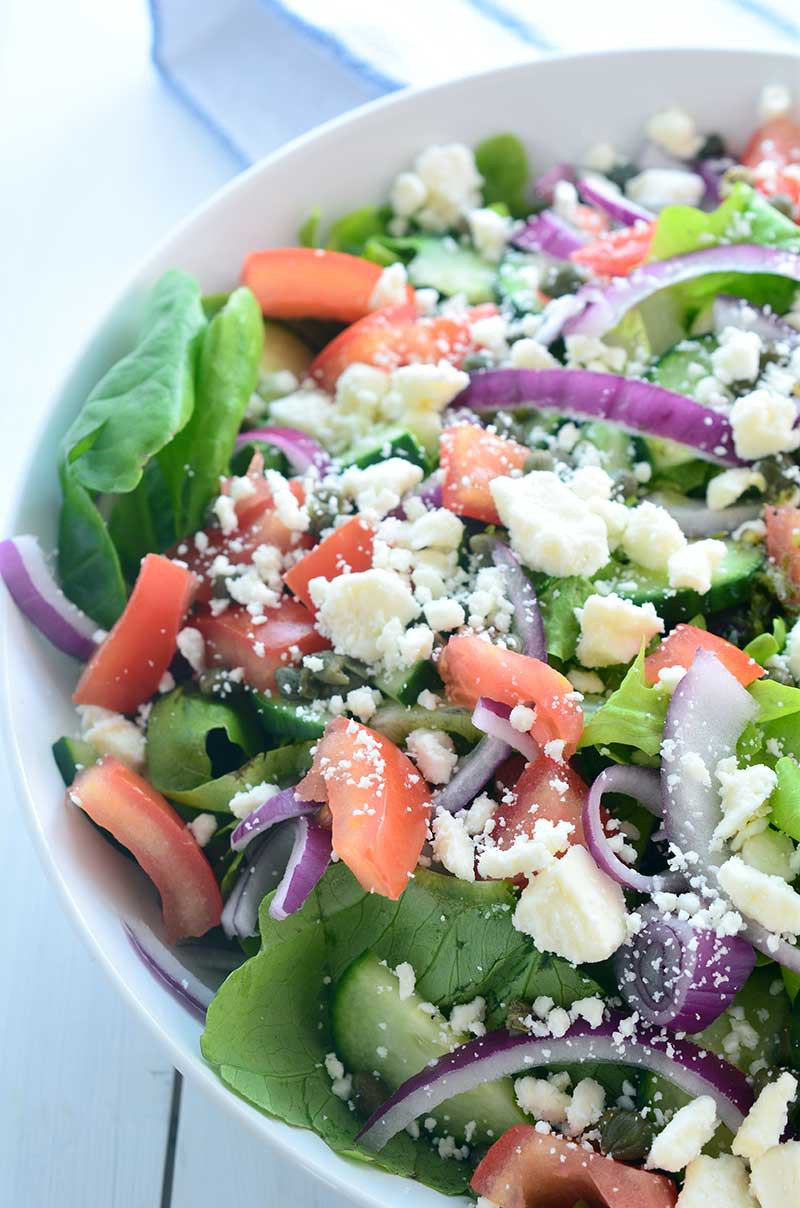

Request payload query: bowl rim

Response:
[4,41,800,1207]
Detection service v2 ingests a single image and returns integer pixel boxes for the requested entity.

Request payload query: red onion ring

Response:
[0,535,100,660]
[234,425,331,474]
[583,764,685,894]
[472,698,539,762]
[269,817,331,921]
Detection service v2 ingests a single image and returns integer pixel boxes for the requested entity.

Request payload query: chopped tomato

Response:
[767,506,800,605]
[284,515,375,610]
[493,754,589,853]
[241,248,413,323]
[742,115,800,170]
[754,164,800,217]
[439,634,583,755]
[309,304,473,391]
[74,555,196,714]
[471,1126,677,1208]
[296,717,430,898]
[572,203,611,238]
[644,623,765,686]
[441,426,528,524]
[571,220,656,277]
[69,758,223,942]
[194,598,328,693]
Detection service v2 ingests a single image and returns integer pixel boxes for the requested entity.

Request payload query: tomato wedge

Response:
[767,506,800,605]
[309,304,473,391]
[571,220,656,277]
[742,115,800,169]
[296,717,431,898]
[572,203,611,239]
[69,758,223,942]
[495,754,590,851]
[194,598,327,693]
[440,426,529,524]
[644,623,765,686]
[439,635,583,755]
[241,248,412,323]
[284,515,375,611]
[471,1126,678,1208]
[74,554,196,714]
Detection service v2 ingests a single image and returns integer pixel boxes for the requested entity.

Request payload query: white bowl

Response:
[4,45,798,1208]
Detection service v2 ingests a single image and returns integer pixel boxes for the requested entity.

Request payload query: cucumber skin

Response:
[341,429,431,473]
[52,737,97,786]
[251,693,327,741]
[375,660,442,707]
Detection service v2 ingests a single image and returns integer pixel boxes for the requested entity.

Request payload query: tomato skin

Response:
[572,203,611,239]
[284,516,375,611]
[766,506,800,605]
[742,116,800,169]
[241,248,413,323]
[440,426,529,524]
[644,623,765,686]
[297,717,431,898]
[309,304,472,391]
[471,1125,678,1208]
[439,635,583,755]
[571,220,656,277]
[74,554,196,714]
[494,755,589,852]
[69,758,223,942]
[194,599,327,693]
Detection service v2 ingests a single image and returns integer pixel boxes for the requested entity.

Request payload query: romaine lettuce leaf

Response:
[578,646,666,759]
[474,133,531,218]
[539,576,595,663]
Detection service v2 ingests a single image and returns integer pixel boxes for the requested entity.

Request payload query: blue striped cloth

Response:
[149,0,799,166]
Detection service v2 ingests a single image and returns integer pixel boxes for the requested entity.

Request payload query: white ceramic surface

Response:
[3,46,798,1208]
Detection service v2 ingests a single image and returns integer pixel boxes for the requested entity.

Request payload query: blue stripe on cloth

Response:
[728,0,800,39]
[465,0,557,50]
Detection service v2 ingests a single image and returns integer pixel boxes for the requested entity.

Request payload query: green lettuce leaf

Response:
[165,742,314,812]
[539,577,595,663]
[326,205,392,255]
[56,462,127,628]
[145,687,262,794]
[298,206,322,248]
[202,865,602,1195]
[474,133,531,218]
[578,646,667,759]
[771,756,800,843]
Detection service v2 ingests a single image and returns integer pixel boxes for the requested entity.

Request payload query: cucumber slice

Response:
[407,237,496,303]
[375,660,442,707]
[251,693,328,741]
[496,251,543,315]
[340,428,431,472]
[581,422,636,476]
[52,737,97,786]
[601,541,762,625]
[644,335,719,477]
[332,951,524,1142]
[371,704,481,747]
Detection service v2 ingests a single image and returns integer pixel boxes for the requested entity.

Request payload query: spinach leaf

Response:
[475,133,531,218]
[166,742,314,812]
[158,287,264,538]
[298,206,322,248]
[107,457,176,580]
[64,270,205,494]
[578,646,667,759]
[146,687,262,794]
[202,865,601,1194]
[326,205,392,255]
[539,576,595,662]
[56,462,127,628]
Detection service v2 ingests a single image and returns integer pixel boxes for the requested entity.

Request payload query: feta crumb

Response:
[390,171,428,217]
[712,757,777,851]
[750,1142,800,1208]
[509,337,558,370]
[316,568,419,663]
[449,996,486,1038]
[413,143,483,231]
[576,593,664,668]
[213,494,239,536]
[463,792,497,836]
[668,539,726,595]
[369,262,409,310]
[394,961,416,1001]
[346,686,379,722]
[468,207,512,262]
[732,1072,798,1161]
[324,1051,353,1101]
[341,457,424,518]
[623,501,686,572]
[477,819,572,880]
[514,1075,570,1124]
[786,619,800,681]
[228,781,280,820]
[567,669,605,695]
[490,471,610,578]
[647,1096,718,1172]
[646,106,702,159]
[730,388,800,460]
[78,706,146,771]
[717,855,800,934]
[565,1078,605,1136]
[423,597,465,632]
[707,468,766,511]
[625,168,705,210]
[657,664,688,694]
[509,703,536,732]
[177,626,205,674]
[676,1154,756,1208]
[407,728,458,785]
[569,996,605,1029]
[187,813,218,848]
[431,811,475,881]
[584,141,618,173]
[711,326,762,385]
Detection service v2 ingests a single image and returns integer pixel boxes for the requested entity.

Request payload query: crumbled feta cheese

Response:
[565,1079,605,1136]
[567,669,605,695]
[513,844,628,963]
[514,1076,570,1125]
[647,1096,718,1172]
[177,626,205,674]
[449,996,486,1037]
[584,141,618,173]
[468,207,511,262]
[471,313,509,359]
[394,961,416,1001]
[423,596,465,632]
[785,618,800,681]
[668,538,726,595]
[711,326,762,385]
[393,623,435,668]
[712,757,777,851]
[509,337,558,370]
[467,565,513,633]
[623,501,686,572]
[730,388,800,459]
[341,457,424,518]
[717,856,800,933]
[346,686,379,722]
[390,170,428,217]
[657,664,688,694]
[463,792,497,836]
[369,262,409,310]
[750,1141,800,1208]
[413,143,483,231]
[407,729,458,785]
[707,468,766,511]
[759,83,792,123]
[78,706,146,771]
[384,361,469,446]
[565,334,626,374]
[477,819,573,880]
[324,1051,353,1102]
[315,568,419,663]
[187,813,218,848]
[676,1154,756,1208]
[490,471,610,578]
[431,810,475,881]
[569,996,606,1029]
[265,469,310,532]
[228,781,280,820]
[575,593,664,668]
[646,106,702,159]
[510,704,536,732]
[732,1072,798,1162]
[213,494,238,536]
[625,168,705,210]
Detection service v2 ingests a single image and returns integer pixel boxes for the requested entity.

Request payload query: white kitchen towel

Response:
[149,0,799,165]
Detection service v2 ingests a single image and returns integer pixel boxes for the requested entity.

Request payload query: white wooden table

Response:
[0,2,351,1203]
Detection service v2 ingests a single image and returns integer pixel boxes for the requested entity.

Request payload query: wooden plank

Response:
[0,806,176,1208]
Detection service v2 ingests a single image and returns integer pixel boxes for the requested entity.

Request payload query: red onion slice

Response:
[456,369,742,465]
[490,540,546,661]
[740,919,800,975]
[583,765,685,894]
[513,211,587,260]
[614,903,756,1032]
[577,176,654,225]
[269,817,331,921]
[0,535,100,660]
[435,735,511,814]
[124,919,214,1020]
[533,162,575,204]
[472,698,539,762]
[221,829,288,940]
[651,491,762,539]
[230,786,317,852]
[235,425,331,474]
[562,244,800,341]
[712,294,800,347]
[357,1014,753,1151]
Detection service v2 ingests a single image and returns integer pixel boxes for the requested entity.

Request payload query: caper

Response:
[461,351,496,372]
[605,160,639,191]
[198,668,242,698]
[275,667,304,699]
[305,485,344,538]
[697,132,727,159]
[721,165,756,195]
[768,193,796,220]
[523,449,555,473]
[597,1108,654,1161]
[505,999,535,1033]
[542,262,586,298]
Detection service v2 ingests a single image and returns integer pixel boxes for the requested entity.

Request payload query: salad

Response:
[5,84,800,1208]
